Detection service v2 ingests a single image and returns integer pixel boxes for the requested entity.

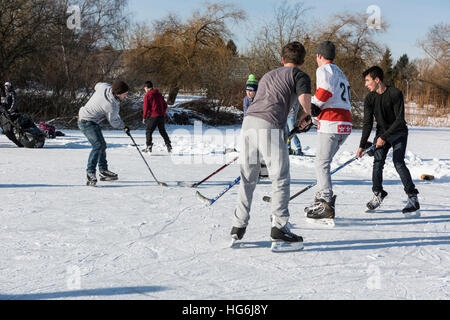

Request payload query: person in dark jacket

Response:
[142,81,172,153]
[4,82,17,113]
[357,66,420,217]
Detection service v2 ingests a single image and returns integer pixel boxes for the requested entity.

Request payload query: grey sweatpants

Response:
[233,116,290,229]
[315,132,349,202]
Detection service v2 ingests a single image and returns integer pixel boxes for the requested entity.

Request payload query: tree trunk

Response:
[167,87,179,105]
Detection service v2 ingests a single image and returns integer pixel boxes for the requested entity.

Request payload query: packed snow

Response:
[0,124,449,300]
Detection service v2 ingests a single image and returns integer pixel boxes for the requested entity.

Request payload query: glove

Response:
[124,126,130,135]
[311,103,322,117]
[364,141,375,157]
[296,115,313,133]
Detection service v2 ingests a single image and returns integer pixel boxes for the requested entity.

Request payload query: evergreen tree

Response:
[379,48,393,85]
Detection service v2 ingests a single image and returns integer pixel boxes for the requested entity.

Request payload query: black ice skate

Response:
[230,226,246,247]
[305,196,336,227]
[166,143,172,153]
[99,170,118,181]
[402,194,420,218]
[366,190,388,212]
[86,173,97,187]
[142,143,153,153]
[270,225,303,252]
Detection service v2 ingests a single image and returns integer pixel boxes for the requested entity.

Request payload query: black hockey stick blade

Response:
[158,181,169,187]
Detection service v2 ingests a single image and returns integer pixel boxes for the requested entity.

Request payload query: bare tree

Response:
[124,3,245,104]
[245,1,311,77]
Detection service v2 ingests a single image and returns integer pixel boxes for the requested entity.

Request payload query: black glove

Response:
[311,103,322,117]
[124,126,130,135]
[299,115,313,133]
[364,141,375,157]
[289,115,313,137]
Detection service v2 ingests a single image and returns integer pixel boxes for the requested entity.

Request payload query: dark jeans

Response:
[78,120,107,174]
[372,133,418,195]
[145,116,171,147]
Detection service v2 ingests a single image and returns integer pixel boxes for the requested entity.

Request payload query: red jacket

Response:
[143,89,168,119]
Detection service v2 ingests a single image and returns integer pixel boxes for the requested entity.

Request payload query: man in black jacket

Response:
[356,66,420,217]
[4,82,17,113]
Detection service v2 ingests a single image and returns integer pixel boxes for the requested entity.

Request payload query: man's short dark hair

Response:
[363,66,384,82]
[144,81,153,89]
[282,42,306,65]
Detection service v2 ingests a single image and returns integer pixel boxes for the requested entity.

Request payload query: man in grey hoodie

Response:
[78,80,129,186]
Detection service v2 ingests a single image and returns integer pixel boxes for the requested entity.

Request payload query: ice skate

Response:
[305,195,336,227]
[230,226,246,247]
[86,172,97,187]
[142,143,153,153]
[366,190,388,212]
[402,194,420,218]
[99,170,118,181]
[270,225,303,252]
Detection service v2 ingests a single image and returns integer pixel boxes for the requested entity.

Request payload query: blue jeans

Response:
[78,120,108,174]
[372,133,418,195]
[285,116,302,150]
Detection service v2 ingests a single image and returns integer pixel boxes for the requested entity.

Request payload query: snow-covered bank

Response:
[0,126,449,300]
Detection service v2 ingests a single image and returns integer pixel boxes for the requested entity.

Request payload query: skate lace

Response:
[370,194,383,206]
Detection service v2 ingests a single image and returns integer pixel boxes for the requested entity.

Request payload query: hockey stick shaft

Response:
[127,132,167,187]
[192,156,239,187]
[264,145,376,202]
[190,129,298,188]
[197,176,241,206]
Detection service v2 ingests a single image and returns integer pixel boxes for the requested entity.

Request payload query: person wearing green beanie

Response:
[243,74,258,114]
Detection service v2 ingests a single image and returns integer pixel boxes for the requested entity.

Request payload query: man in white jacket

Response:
[78,80,129,186]
[304,41,352,225]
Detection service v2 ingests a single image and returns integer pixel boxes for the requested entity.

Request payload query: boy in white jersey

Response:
[304,41,352,223]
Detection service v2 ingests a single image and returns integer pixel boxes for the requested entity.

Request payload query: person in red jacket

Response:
[142,81,172,153]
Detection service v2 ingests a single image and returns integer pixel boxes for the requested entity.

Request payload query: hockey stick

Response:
[195,123,312,205]
[178,155,239,188]
[126,131,168,187]
[196,175,241,206]
[262,144,376,202]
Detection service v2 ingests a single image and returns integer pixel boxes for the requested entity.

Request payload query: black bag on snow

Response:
[0,111,45,148]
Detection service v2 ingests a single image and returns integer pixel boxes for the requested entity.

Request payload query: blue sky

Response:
[128,0,449,62]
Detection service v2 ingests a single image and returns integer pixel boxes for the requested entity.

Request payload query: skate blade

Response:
[230,237,239,248]
[271,241,303,252]
[86,182,97,187]
[305,217,335,228]
[403,210,421,218]
[99,177,118,181]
